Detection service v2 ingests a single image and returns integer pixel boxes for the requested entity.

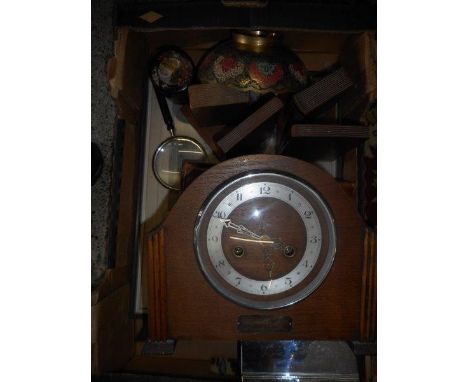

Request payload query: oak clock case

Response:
[149,155,364,341]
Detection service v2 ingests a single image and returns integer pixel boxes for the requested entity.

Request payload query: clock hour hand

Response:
[229,236,275,244]
[220,219,287,251]
[219,219,262,240]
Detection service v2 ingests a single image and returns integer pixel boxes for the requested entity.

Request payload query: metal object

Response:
[237,315,292,333]
[194,172,337,310]
[150,55,206,190]
[150,46,194,100]
[234,246,245,257]
[152,135,206,191]
[198,30,308,94]
[284,245,295,257]
[241,341,359,381]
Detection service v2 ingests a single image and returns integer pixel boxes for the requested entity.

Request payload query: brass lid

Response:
[232,30,281,52]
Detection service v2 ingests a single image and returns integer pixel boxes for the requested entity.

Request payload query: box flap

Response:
[107,27,148,118]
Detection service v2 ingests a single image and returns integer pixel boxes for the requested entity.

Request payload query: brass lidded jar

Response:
[197,30,308,94]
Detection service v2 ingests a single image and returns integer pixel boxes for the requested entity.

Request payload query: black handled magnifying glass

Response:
[149,47,207,191]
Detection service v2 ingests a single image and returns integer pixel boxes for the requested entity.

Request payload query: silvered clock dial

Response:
[194,172,337,310]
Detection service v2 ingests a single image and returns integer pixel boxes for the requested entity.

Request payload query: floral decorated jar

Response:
[197,30,308,94]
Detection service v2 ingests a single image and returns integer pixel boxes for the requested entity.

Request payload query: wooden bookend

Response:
[282,124,369,163]
[216,97,284,154]
[292,67,354,117]
[147,227,168,341]
[291,124,370,139]
[180,105,228,161]
[188,84,251,126]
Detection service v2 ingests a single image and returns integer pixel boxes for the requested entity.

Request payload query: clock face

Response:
[194,172,337,310]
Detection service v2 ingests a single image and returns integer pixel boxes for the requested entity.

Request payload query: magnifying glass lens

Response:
[153,137,206,190]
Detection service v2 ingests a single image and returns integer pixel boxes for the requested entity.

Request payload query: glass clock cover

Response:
[194,172,336,310]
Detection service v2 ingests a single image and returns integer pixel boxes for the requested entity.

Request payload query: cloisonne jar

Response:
[197,30,308,94]
[150,46,195,104]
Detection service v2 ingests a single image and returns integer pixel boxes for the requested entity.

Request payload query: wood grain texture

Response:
[188,83,251,126]
[291,124,369,139]
[115,121,141,269]
[148,155,365,341]
[216,97,283,153]
[92,285,134,374]
[128,340,237,378]
[282,125,366,164]
[360,228,376,342]
[147,227,168,340]
[338,32,377,122]
[189,83,250,108]
[293,67,353,116]
[124,357,231,379]
[91,266,130,306]
[180,105,227,160]
[181,161,213,191]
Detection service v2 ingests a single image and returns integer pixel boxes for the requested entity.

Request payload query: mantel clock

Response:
[147,155,364,341]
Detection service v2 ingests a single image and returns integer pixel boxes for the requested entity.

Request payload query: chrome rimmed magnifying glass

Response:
[149,47,207,191]
[152,133,206,191]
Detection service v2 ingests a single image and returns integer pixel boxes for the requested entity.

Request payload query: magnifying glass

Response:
[149,47,207,190]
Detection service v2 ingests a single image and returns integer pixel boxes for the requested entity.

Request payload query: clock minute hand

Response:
[219,218,238,230]
[219,219,262,240]
[238,225,263,240]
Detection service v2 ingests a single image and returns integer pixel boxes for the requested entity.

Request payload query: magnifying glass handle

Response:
[154,84,175,136]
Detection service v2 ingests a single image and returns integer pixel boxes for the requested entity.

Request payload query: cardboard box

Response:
[92,2,375,376]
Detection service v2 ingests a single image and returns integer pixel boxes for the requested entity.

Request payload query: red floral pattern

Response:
[248,61,284,88]
[213,55,245,82]
[198,48,308,93]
